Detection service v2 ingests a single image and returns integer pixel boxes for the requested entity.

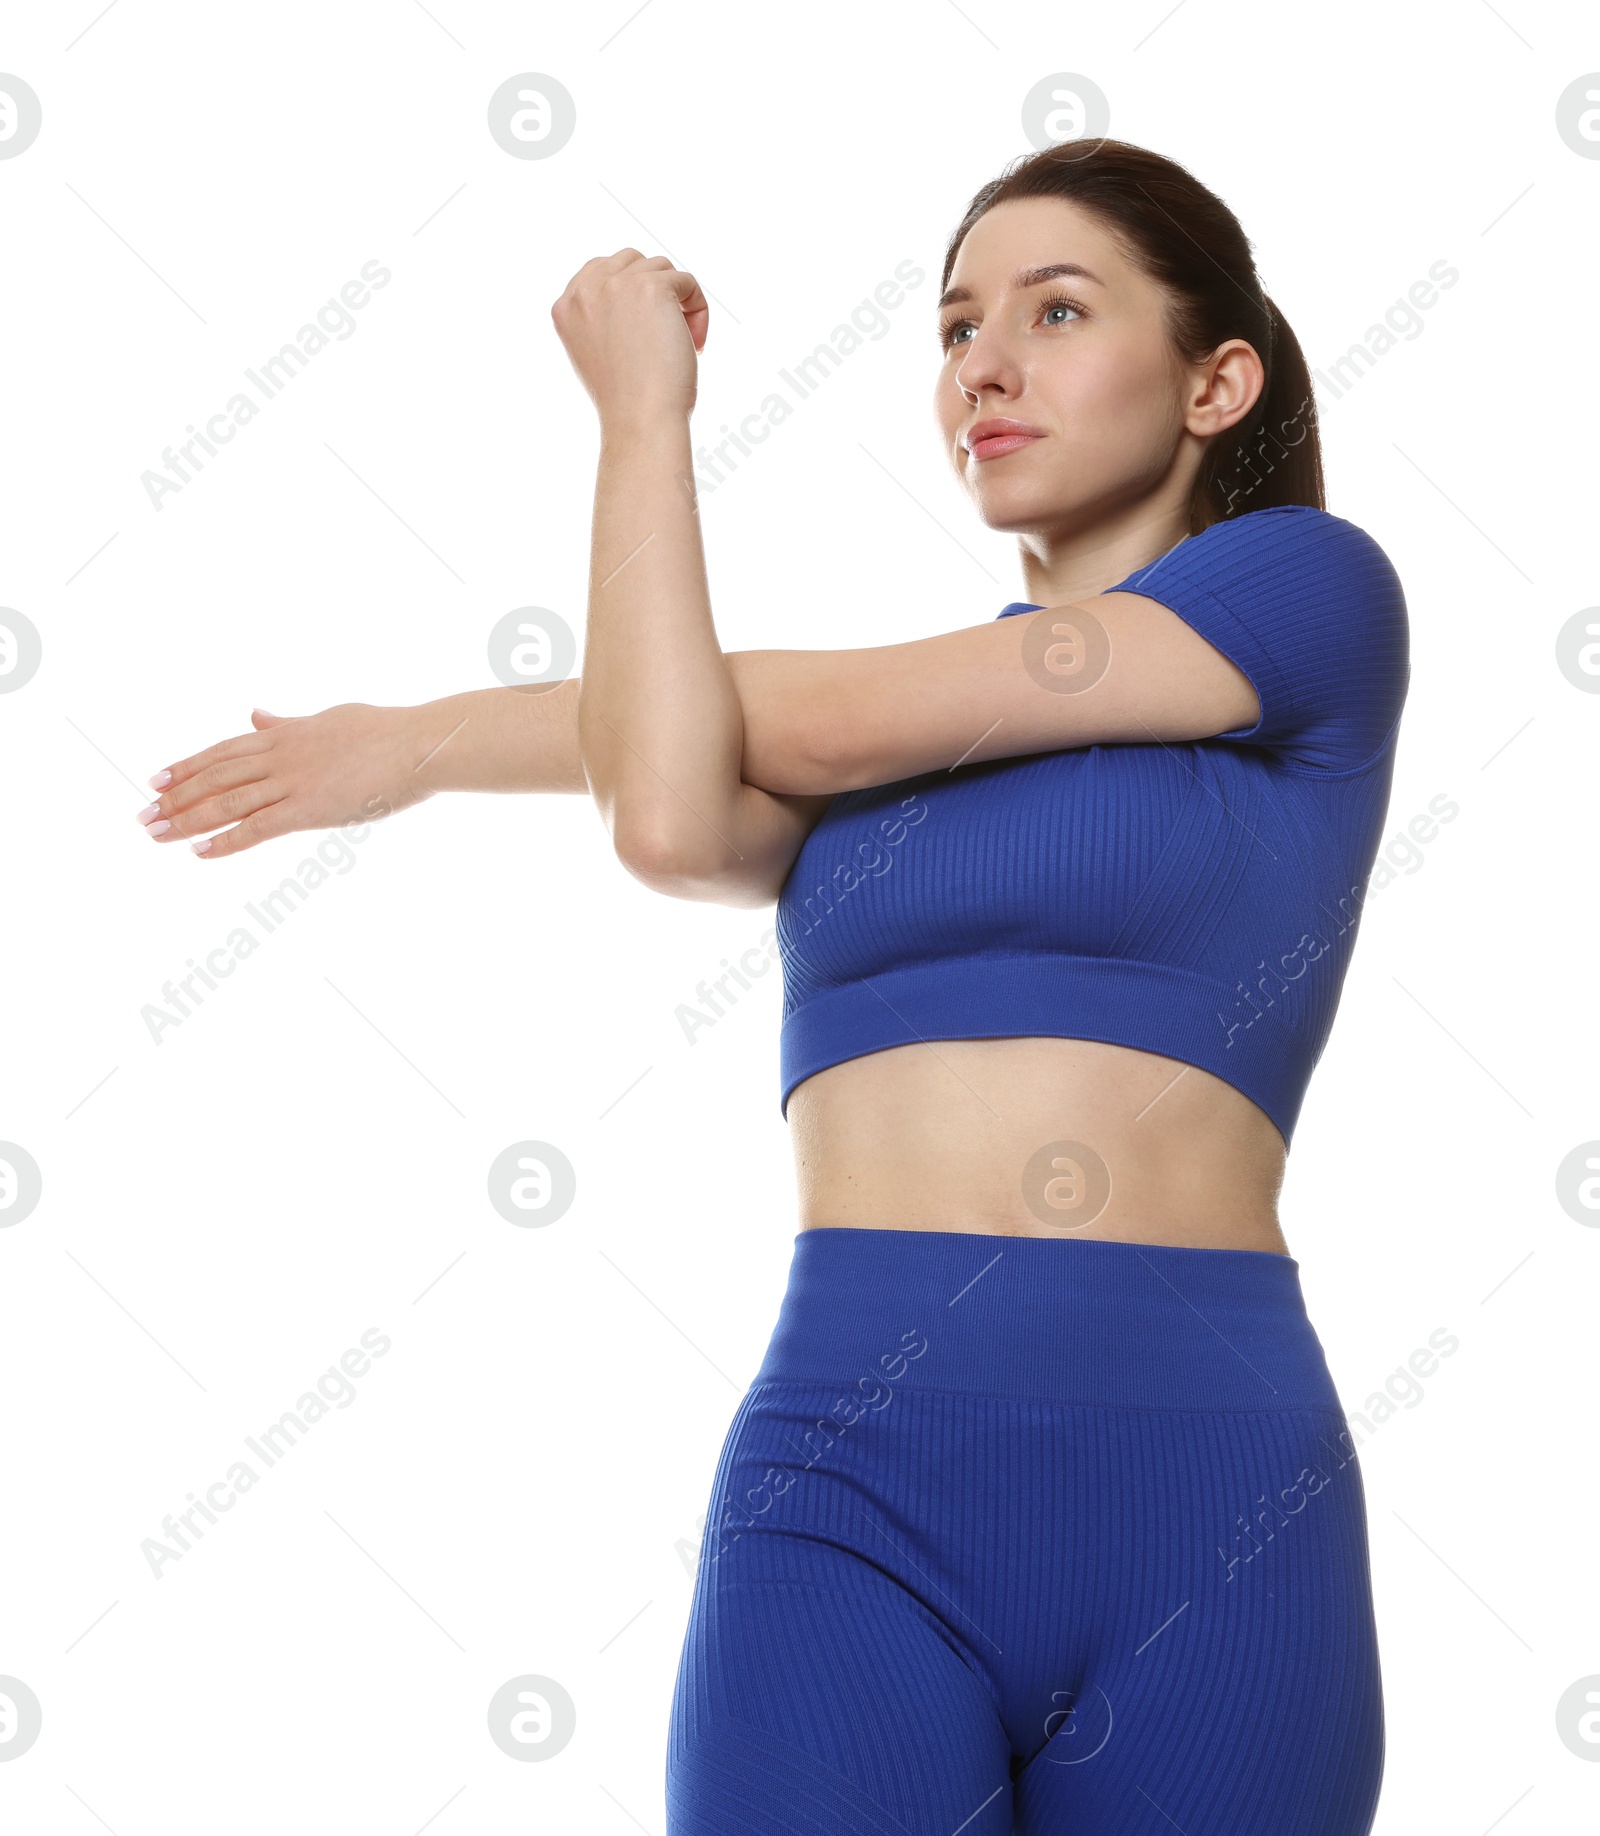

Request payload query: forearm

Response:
[576,413,761,874]
[399,654,830,803]
[407,680,589,794]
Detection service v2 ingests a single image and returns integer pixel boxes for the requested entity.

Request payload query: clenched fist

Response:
[550,247,709,426]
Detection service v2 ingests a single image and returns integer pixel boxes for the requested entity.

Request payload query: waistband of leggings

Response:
[753,1227,1341,1413]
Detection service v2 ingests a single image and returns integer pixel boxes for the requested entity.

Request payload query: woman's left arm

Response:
[552,249,1265,894]
[554,249,832,906]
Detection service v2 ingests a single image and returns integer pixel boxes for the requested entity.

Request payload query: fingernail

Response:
[148,769,172,789]
[137,802,162,824]
[146,819,171,837]
[191,837,212,854]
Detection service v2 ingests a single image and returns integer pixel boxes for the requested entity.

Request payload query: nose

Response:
[952,320,1022,405]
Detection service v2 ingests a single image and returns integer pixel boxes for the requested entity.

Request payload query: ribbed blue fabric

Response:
[775,505,1410,1145]
[668,1228,1385,1835]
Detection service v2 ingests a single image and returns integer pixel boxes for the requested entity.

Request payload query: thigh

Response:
[667,1387,1015,1836]
[1014,1410,1385,1836]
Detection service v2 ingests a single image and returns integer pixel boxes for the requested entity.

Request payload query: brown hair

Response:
[941,139,1324,535]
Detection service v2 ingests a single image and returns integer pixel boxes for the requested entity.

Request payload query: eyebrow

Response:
[937,262,1106,311]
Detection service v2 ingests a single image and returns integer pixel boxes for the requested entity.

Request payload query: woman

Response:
[140,141,1406,1833]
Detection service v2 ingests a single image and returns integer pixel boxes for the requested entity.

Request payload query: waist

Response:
[787,1035,1288,1250]
[755,1225,1342,1414]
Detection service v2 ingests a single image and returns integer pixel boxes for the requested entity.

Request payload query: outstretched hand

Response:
[136,704,429,858]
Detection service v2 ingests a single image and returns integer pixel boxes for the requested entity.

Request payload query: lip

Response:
[963,418,1046,462]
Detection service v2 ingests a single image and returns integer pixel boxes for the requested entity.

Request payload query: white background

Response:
[2,1,1596,1830]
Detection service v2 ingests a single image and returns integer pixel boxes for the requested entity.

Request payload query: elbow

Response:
[610,813,728,896]
[611,815,687,884]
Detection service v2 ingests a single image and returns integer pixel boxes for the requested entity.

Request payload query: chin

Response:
[967,481,1080,536]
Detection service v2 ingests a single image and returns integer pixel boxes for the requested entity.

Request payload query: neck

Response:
[1017,499,1195,607]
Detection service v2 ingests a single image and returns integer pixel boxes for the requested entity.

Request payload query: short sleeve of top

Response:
[1106,504,1410,773]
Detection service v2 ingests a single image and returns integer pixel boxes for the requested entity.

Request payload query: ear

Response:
[1183,338,1265,440]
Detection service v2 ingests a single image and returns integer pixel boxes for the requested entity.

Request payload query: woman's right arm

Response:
[141,684,583,858]
[140,659,829,859]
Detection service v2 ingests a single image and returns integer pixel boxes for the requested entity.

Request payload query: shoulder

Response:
[1136,504,1401,587]
[1113,505,1409,772]
[1120,503,1408,648]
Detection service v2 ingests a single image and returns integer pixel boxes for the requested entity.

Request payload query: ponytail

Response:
[1192,296,1325,532]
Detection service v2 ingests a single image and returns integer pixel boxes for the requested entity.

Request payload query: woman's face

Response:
[934,196,1252,535]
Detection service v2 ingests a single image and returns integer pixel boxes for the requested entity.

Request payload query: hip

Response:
[696,1226,1378,1726]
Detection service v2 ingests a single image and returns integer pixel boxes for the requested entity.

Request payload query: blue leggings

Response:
[668,1228,1384,1835]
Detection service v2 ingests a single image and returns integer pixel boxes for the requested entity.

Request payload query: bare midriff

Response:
[786,1036,1290,1253]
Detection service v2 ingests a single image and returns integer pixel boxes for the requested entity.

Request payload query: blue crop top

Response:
[773,504,1410,1146]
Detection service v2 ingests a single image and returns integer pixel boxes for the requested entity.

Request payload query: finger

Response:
[251,709,290,728]
[187,800,298,861]
[664,268,711,351]
[152,729,274,793]
[567,249,645,292]
[146,751,277,824]
[148,778,286,843]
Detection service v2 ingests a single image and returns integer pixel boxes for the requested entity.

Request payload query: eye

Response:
[939,292,1089,352]
[1039,293,1087,326]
